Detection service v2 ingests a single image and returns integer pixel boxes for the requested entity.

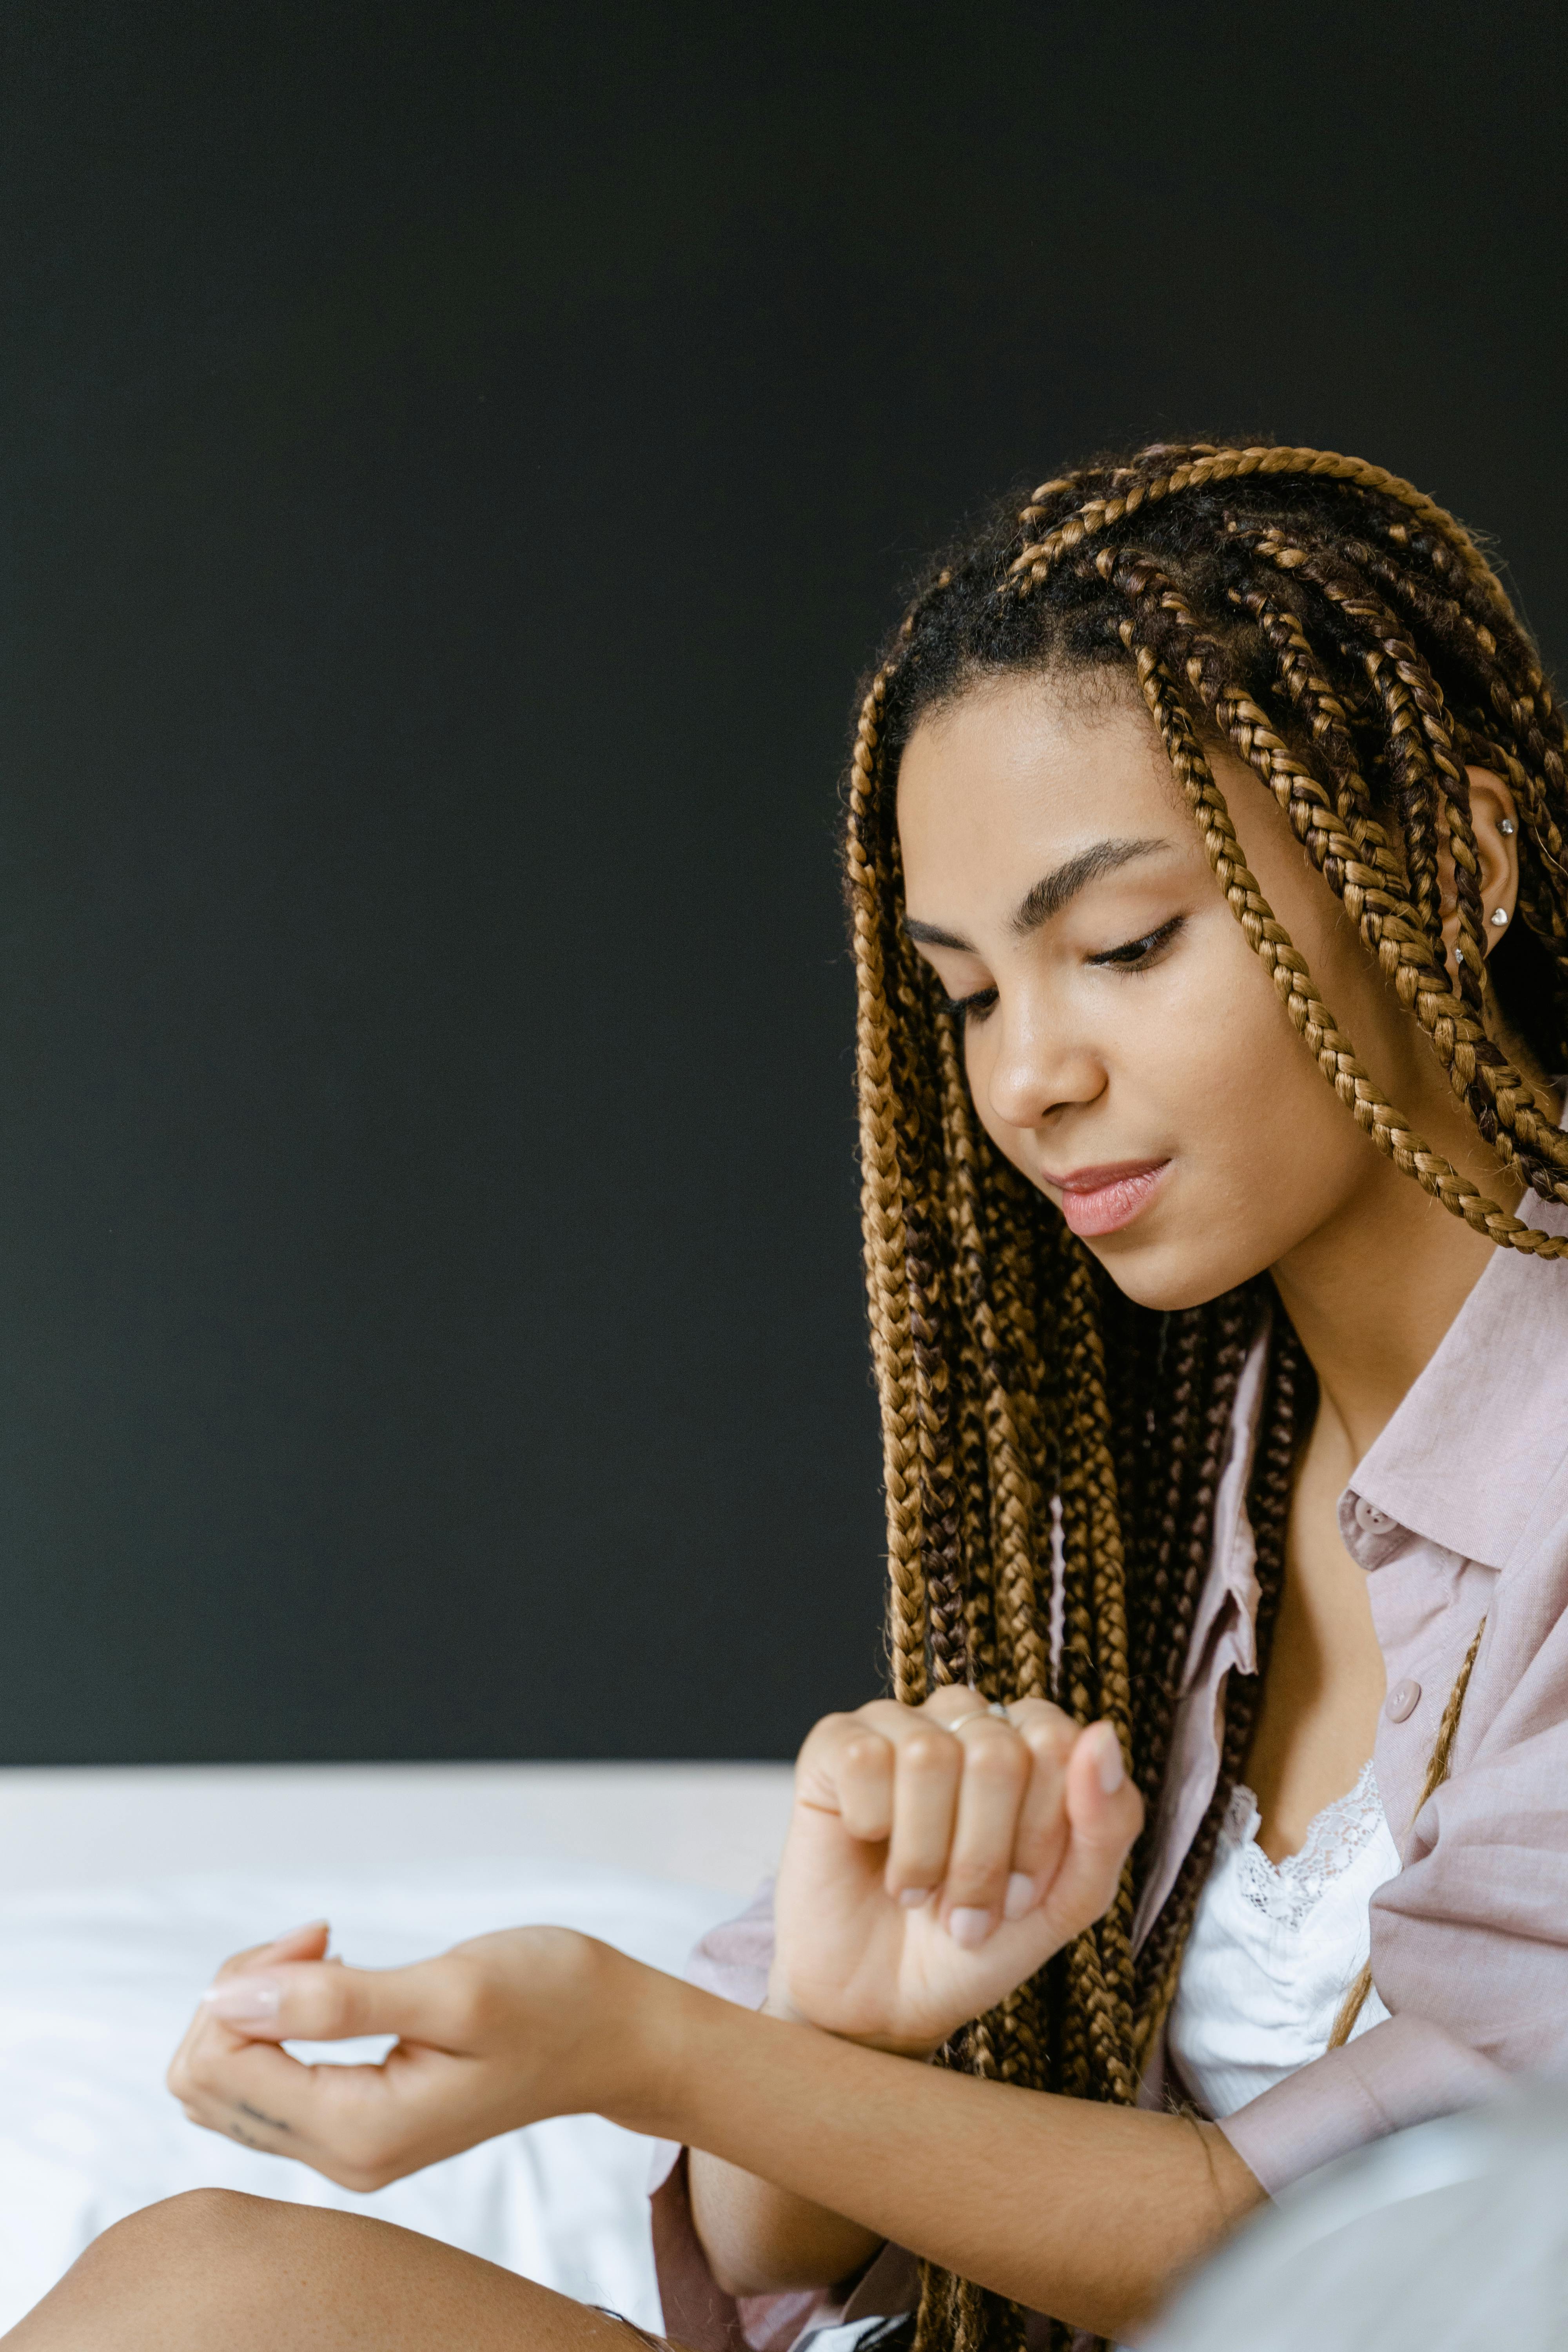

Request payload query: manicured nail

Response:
[202,1974,284,2022]
[947,1906,993,1948]
[1093,1724,1125,1794]
[266,1920,327,1944]
[1003,1871,1036,1922]
[898,1886,931,1909]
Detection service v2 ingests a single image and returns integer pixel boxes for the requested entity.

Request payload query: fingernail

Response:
[1093,1724,1125,1794]
[201,1974,283,2022]
[947,1906,993,1948]
[1003,1871,1036,1921]
[898,1886,932,1909]
[267,1920,327,1944]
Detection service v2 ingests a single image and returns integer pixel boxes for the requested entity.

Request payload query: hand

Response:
[769,1695,1142,2058]
[166,1916,649,2190]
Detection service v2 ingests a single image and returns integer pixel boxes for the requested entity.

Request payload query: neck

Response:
[1270,1158,1508,1473]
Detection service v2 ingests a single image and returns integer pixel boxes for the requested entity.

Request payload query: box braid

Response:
[841,443,1568,2352]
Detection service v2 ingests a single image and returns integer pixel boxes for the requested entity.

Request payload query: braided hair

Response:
[842,442,1568,2352]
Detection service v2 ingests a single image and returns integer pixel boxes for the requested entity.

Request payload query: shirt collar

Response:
[1345,1190,1568,1571]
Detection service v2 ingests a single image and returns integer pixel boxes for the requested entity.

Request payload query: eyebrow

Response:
[903,836,1172,953]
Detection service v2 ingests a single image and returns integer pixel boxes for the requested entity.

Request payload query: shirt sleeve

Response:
[1220,1577,1568,2194]
[1216,2015,1507,2193]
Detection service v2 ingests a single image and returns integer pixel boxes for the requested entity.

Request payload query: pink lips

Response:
[1043,1158,1170,1238]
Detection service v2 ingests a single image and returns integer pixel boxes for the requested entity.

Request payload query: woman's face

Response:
[895,673,1517,1312]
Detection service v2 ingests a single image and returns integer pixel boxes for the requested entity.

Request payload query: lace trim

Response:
[1221,1759,1386,1931]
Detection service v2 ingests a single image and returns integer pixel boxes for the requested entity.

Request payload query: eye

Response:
[1087,915,1184,971]
[943,984,999,1023]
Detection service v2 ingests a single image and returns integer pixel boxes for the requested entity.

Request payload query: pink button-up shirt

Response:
[652,1197,1568,2343]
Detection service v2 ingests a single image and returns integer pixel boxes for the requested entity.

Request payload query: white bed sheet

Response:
[0,1766,793,2332]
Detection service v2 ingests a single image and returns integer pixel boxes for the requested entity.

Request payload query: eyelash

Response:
[942,917,1184,1022]
[944,985,1000,1020]
[1087,915,1185,970]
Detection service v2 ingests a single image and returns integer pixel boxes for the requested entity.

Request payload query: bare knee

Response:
[3,2191,302,2345]
[84,2187,284,2272]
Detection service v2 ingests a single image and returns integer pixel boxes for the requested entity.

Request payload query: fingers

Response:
[797,1697,1075,1926]
[929,1698,1078,1939]
[936,1719,1029,1942]
[795,1713,899,1842]
[795,1697,1140,1948]
[171,2023,447,2189]
[1036,1722,1144,1945]
[168,1946,486,2192]
[883,1724,962,1902]
[931,1710,1140,1948]
[213,1920,332,1979]
[165,1921,332,2099]
[945,1700,1078,1934]
[795,1706,963,1894]
[197,1954,478,2048]
[1001,1704,1078,1915]
[174,2033,326,2148]
[167,1926,614,2192]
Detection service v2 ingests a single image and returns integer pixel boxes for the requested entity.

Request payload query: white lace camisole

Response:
[1166,1759,1400,2119]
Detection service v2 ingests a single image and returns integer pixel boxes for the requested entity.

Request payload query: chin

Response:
[1081,1230,1271,1315]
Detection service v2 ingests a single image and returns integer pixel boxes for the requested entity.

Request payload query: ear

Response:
[1440,766,1521,969]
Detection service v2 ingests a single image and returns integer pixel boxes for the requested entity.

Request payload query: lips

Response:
[1042,1158,1170,1239]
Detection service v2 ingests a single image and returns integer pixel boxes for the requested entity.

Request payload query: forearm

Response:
[607,1959,1263,2342]
[687,1991,910,2296]
[687,2148,885,2297]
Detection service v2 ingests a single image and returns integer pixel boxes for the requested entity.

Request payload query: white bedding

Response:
[0,1766,794,2331]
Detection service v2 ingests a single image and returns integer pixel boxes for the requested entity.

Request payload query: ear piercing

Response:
[1491,907,1510,928]
[1499,818,1516,836]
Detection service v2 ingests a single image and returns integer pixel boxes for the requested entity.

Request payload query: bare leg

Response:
[3,2190,671,2352]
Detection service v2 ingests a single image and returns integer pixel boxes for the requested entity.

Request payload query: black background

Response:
[2,2,1563,1763]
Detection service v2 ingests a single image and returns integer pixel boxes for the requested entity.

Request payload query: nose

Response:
[980,1001,1105,1133]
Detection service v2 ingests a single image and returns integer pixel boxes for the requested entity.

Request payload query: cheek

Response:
[960,1023,1007,1155]
[1167,919,1371,1175]
[962,919,1384,1299]
[1151,973,1385,1299]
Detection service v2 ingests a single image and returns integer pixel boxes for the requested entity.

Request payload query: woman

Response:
[13,442,1568,2351]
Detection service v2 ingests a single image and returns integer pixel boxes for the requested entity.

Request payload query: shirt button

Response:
[1386,1679,1422,1723]
[1354,1496,1395,1535]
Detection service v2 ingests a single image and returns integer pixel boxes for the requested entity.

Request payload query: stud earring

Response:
[1499,818,1516,836]
[1491,907,1510,928]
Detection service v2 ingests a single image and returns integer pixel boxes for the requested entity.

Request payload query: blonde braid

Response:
[1098,546,1568,1210]
[983,1218,1053,1700]
[1013,444,1512,615]
[934,1014,1053,1698]
[1232,532,1568,1184]
[846,669,927,1697]
[842,441,1561,2352]
[1126,637,1568,1257]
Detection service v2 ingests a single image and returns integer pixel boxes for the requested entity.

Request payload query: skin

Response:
[889,675,1528,1862]
[7,676,1533,2348]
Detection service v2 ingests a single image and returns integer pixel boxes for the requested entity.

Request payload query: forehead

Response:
[896,673,1179,871]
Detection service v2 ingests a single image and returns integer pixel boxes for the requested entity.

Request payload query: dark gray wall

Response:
[2,2,1563,1761]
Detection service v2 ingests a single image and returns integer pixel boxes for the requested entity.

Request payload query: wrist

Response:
[762,1980,938,2063]
[581,1941,699,2136]
[760,1980,813,2030]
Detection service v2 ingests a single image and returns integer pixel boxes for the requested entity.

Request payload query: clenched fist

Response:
[769,1692,1142,2057]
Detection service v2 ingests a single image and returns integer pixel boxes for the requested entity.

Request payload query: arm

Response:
[657,1881,887,2299]
[683,1991,888,2296]
[173,1929,1260,2343]
[655,1970,1260,2340]
[170,1699,1259,2339]
[687,1692,1134,2298]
